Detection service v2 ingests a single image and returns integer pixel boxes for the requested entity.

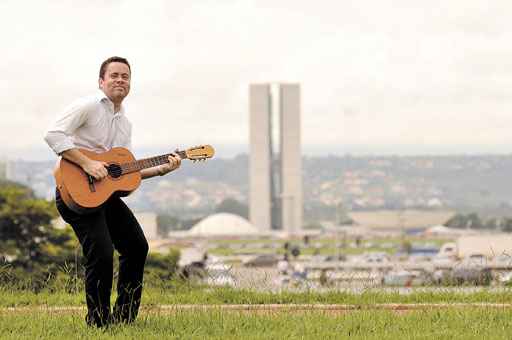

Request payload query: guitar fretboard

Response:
[120,150,187,174]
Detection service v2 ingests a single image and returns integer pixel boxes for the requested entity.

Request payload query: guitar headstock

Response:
[182,145,215,161]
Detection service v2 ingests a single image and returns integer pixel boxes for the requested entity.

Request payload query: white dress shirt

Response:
[44,91,132,155]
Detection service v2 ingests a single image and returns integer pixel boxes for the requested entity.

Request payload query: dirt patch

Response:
[2,303,511,316]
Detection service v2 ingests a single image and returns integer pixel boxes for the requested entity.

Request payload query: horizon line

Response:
[2,144,512,161]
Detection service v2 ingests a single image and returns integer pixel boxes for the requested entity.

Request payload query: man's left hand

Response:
[158,153,181,176]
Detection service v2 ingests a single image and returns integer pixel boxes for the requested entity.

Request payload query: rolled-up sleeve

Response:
[44,99,90,155]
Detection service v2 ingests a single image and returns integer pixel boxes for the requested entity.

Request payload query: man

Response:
[44,56,181,327]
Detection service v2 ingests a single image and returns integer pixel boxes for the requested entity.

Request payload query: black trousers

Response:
[56,189,149,327]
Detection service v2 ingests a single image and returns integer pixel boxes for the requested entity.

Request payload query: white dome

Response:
[188,213,259,236]
[425,225,451,234]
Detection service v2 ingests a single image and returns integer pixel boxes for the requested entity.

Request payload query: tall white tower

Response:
[279,84,303,233]
[249,84,272,231]
[249,83,303,233]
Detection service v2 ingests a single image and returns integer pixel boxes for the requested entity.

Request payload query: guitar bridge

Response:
[87,175,96,192]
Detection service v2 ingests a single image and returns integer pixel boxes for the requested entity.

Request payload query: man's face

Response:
[99,62,131,103]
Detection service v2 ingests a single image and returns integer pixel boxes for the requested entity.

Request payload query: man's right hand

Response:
[82,159,109,180]
[60,148,109,180]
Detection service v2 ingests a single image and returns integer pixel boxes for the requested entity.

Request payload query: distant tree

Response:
[214,198,248,219]
[0,182,59,268]
[290,246,301,259]
[303,221,323,230]
[156,214,181,236]
[144,248,180,285]
[355,236,362,248]
[485,218,500,230]
[181,217,203,229]
[446,213,484,229]
[338,215,354,225]
[336,203,354,225]
[283,242,290,254]
[502,218,512,233]
[445,214,466,229]
[467,213,484,229]
[303,235,310,246]
[319,269,329,286]
[401,240,412,254]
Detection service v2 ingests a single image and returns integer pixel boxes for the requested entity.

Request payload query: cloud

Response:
[1,0,512,157]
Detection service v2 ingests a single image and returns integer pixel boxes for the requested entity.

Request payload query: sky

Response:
[1,0,512,160]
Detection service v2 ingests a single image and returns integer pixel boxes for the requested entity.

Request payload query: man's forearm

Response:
[141,162,180,180]
[140,167,161,180]
[60,148,92,168]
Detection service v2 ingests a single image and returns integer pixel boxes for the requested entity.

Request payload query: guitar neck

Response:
[120,150,187,174]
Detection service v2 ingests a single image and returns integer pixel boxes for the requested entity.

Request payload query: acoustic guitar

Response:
[54,145,214,214]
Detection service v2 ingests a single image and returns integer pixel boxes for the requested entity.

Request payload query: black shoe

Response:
[86,312,110,328]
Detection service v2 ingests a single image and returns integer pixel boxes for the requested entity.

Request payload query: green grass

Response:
[3,285,512,307]
[1,308,511,339]
[3,285,512,339]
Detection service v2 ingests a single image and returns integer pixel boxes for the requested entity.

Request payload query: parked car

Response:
[494,254,512,266]
[465,254,487,265]
[242,254,279,267]
[382,270,430,286]
[362,252,390,263]
[324,254,347,262]
[498,271,512,285]
[436,242,457,258]
[205,262,236,287]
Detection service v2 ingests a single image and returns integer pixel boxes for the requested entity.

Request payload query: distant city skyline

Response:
[2,1,512,160]
[2,143,512,162]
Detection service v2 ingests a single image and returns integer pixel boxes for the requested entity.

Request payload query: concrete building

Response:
[249,83,303,233]
[135,212,158,241]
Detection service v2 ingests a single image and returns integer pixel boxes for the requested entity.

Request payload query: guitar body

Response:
[54,147,141,214]
[53,144,214,214]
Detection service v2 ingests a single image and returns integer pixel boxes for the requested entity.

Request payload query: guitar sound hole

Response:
[107,164,122,179]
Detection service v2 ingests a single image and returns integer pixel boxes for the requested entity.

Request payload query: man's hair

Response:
[99,56,131,79]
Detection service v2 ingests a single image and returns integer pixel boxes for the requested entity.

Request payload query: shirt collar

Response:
[96,90,125,115]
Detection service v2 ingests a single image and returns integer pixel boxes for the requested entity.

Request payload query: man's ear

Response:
[98,77,103,89]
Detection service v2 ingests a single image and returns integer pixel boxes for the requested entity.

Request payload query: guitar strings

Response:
[109,150,203,177]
